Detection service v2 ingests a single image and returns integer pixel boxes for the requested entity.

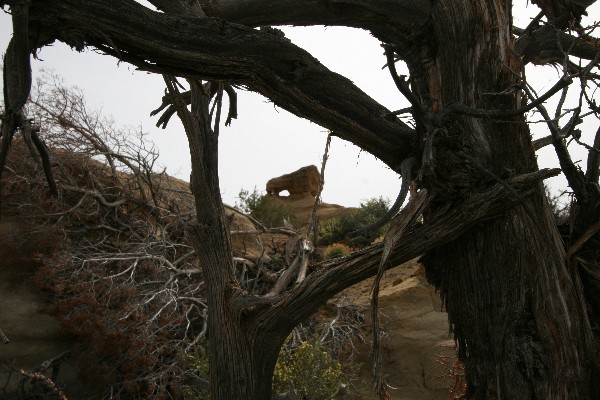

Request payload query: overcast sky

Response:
[1,3,598,207]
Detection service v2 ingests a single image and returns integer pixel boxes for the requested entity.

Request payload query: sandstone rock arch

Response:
[266,165,320,198]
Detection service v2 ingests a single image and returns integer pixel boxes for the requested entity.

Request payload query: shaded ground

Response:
[0,221,95,399]
[333,259,459,400]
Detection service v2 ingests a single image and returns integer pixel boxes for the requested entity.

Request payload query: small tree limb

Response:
[371,188,430,397]
[585,126,600,185]
[349,157,416,239]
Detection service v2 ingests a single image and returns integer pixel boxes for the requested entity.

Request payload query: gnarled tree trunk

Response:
[165,79,290,399]
[407,1,598,398]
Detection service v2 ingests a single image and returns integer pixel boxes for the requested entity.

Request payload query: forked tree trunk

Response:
[411,1,599,398]
[171,81,288,399]
[188,217,287,399]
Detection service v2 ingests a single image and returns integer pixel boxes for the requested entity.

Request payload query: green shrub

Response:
[326,246,345,259]
[234,187,262,215]
[273,336,344,399]
[184,336,353,400]
[182,340,210,400]
[318,197,390,248]
[235,187,297,228]
[323,244,353,259]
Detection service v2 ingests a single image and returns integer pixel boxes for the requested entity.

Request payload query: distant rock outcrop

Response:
[266,165,321,197]
[265,165,353,224]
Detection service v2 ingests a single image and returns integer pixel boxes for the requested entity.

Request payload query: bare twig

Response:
[585,126,600,185]
[371,189,430,397]
[349,157,416,239]
[0,329,9,344]
[19,370,68,400]
[384,45,425,129]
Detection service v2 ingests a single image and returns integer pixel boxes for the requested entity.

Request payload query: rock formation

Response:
[265,165,352,224]
[337,260,456,399]
[266,165,321,197]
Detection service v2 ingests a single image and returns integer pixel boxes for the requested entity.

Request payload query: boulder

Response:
[225,206,270,262]
[374,275,456,399]
[338,261,457,399]
[264,165,354,225]
[266,165,320,197]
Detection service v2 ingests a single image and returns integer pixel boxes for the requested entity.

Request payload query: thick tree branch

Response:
[256,168,561,334]
[530,0,596,25]
[3,1,31,112]
[21,0,415,171]
[1,0,33,218]
[515,24,600,65]
[197,0,432,29]
[147,0,206,17]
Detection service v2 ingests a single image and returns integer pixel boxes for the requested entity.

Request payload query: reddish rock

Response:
[266,165,321,197]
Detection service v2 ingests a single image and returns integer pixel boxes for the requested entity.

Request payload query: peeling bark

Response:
[410,1,599,398]
[515,24,600,66]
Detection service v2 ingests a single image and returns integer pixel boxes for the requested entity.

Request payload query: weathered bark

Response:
[198,0,431,29]
[17,0,414,171]
[165,68,565,398]
[173,76,560,398]
[0,0,32,217]
[403,1,599,398]
[164,78,289,398]
[515,24,600,66]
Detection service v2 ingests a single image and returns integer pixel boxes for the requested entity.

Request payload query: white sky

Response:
[1,3,598,207]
